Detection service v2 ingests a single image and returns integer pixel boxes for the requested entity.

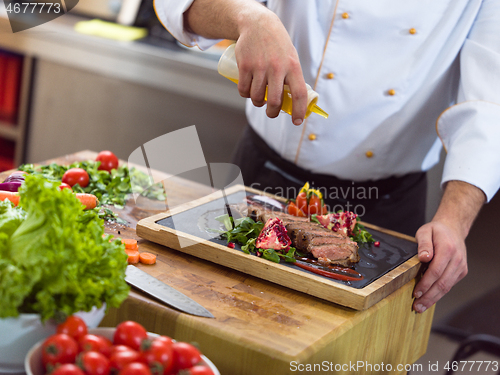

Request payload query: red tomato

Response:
[184,365,215,375]
[57,315,88,342]
[42,334,79,370]
[109,349,142,372]
[62,168,90,188]
[96,151,119,172]
[307,195,322,215]
[321,204,329,215]
[140,339,173,375]
[118,362,151,375]
[287,202,306,217]
[79,334,113,357]
[78,351,111,375]
[51,364,85,375]
[295,192,308,213]
[108,345,133,357]
[59,182,73,192]
[154,336,173,347]
[113,321,148,350]
[172,342,202,371]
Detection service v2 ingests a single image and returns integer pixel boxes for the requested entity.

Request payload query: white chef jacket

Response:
[155,0,500,201]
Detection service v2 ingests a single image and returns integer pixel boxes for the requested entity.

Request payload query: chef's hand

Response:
[412,181,485,313]
[234,7,308,125]
[184,0,308,125]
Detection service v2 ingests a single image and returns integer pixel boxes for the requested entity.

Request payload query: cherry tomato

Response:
[96,151,119,173]
[307,194,322,215]
[113,321,148,350]
[184,365,215,375]
[154,336,173,347]
[57,315,88,342]
[51,364,85,375]
[172,342,202,371]
[140,339,173,375]
[77,351,111,375]
[295,192,308,213]
[79,334,113,357]
[41,334,79,370]
[321,204,329,215]
[109,349,142,372]
[108,345,134,357]
[62,168,90,188]
[118,362,151,375]
[59,182,73,192]
[287,202,306,217]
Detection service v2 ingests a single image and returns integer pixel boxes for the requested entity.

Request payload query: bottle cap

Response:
[218,43,239,83]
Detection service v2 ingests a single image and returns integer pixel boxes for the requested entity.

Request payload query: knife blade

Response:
[125,265,214,318]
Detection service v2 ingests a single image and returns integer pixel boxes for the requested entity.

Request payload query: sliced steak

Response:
[248,204,308,224]
[311,243,360,267]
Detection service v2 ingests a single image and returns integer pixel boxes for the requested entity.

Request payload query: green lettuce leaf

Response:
[0,174,129,321]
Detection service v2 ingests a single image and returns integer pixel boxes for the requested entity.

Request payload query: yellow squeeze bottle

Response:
[218,43,328,119]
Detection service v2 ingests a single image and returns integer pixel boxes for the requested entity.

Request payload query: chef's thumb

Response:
[415,224,434,263]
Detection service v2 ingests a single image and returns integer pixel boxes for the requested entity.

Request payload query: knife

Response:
[125,265,214,318]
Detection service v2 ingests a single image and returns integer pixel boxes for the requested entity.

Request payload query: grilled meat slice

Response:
[248,204,308,225]
[312,243,360,267]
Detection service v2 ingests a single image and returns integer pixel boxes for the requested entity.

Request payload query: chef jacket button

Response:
[365,150,374,158]
[342,12,349,19]
[388,89,396,96]
[409,28,417,34]
[326,72,335,79]
[308,133,317,141]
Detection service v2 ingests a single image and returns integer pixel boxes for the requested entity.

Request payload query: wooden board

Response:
[137,185,422,310]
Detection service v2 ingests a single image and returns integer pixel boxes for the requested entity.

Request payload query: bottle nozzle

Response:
[311,104,329,119]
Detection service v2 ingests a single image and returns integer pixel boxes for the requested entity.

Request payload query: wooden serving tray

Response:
[137,185,422,310]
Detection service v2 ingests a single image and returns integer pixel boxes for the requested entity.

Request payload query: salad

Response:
[0,174,130,322]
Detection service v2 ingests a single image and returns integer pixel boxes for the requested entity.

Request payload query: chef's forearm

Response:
[432,180,485,239]
[184,0,273,40]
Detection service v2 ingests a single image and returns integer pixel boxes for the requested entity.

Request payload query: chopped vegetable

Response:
[0,174,129,321]
[75,193,99,210]
[121,239,138,250]
[139,252,156,265]
[125,250,140,264]
[0,191,20,206]
[0,181,23,192]
[19,160,166,208]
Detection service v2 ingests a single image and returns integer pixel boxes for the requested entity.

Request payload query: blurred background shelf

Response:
[0,3,246,170]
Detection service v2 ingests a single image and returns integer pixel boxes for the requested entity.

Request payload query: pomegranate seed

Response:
[227,242,235,249]
[374,241,380,247]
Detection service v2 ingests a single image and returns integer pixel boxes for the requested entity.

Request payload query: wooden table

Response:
[5,151,434,375]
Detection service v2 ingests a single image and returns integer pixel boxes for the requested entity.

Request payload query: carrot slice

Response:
[122,239,138,250]
[139,252,157,265]
[125,250,140,264]
[75,193,98,210]
[0,191,20,206]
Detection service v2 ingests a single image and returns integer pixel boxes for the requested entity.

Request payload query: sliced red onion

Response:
[0,181,23,192]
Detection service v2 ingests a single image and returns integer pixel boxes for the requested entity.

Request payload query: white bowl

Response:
[0,305,106,375]
[25,328,220,375]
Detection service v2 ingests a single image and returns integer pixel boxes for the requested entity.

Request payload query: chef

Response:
[154,0,500,313]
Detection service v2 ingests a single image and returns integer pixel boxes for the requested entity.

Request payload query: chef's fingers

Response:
[237,61,253,99]
[285,66,308,126]
[249,72,268,108]
[266,71,285,118]
[413,254,467,313]
[415,225,434,263]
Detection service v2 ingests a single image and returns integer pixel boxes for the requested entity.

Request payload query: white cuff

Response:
[438,100,500,202]
[154,0,221,50]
